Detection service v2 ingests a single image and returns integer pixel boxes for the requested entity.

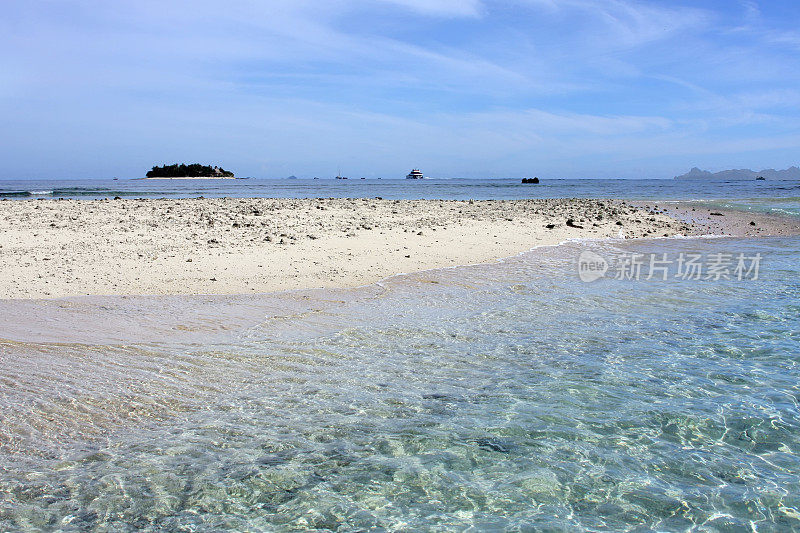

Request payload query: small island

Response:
[144,163,235,179]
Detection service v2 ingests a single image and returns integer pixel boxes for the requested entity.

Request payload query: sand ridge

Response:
[0,197,794,299]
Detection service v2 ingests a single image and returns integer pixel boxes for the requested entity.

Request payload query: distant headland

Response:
[674,166,800,180]
[143,163,236,179]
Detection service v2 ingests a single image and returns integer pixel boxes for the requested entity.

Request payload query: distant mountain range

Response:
[674,166,800,180]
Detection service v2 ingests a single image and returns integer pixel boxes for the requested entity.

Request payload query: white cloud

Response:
[520,0,709,48]
[1,0,799,178]
[378,0,483,17]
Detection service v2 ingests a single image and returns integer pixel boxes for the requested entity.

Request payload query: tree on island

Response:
[146,163,234,178]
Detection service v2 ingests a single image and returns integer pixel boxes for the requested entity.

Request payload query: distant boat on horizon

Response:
[406,169,424,180]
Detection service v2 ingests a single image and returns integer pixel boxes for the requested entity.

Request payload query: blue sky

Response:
[2,0,799,179]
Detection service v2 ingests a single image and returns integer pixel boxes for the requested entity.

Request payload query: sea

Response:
[1,178,799,531]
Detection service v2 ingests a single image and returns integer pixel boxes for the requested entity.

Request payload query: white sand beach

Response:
[0,197,796,299]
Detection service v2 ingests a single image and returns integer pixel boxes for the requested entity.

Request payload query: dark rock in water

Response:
[422,393,452,400]
[113,196,122,200]
[521,177,540,184]
[566,218,584,229]
[257,450,295,466]
[474,437,513,453]
[72,511,99,528]
[715,470,747,484]
[710,212,724,216]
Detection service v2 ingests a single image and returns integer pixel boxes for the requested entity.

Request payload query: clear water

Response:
[684,196,800,219]
[2,234,799,531]
[1,177,799,204]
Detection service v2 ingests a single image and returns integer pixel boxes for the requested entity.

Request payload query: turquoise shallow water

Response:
[687,196,800,218]
[1,177,798,203]
[1,234,799,531]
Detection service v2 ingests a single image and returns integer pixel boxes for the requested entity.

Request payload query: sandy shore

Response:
[0,197,797,299]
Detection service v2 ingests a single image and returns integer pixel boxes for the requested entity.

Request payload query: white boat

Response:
[406,169,424,180]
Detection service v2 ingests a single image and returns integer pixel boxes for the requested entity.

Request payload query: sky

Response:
[2,0,799,179]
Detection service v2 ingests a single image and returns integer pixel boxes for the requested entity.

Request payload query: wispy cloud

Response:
[378,0,484,17]
[521,0,709,47]
[1,0,799,178]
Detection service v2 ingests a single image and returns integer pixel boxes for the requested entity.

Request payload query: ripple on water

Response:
[1,236,799,531]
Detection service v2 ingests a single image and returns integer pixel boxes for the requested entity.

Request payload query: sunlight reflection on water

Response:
[1,236,799,531]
